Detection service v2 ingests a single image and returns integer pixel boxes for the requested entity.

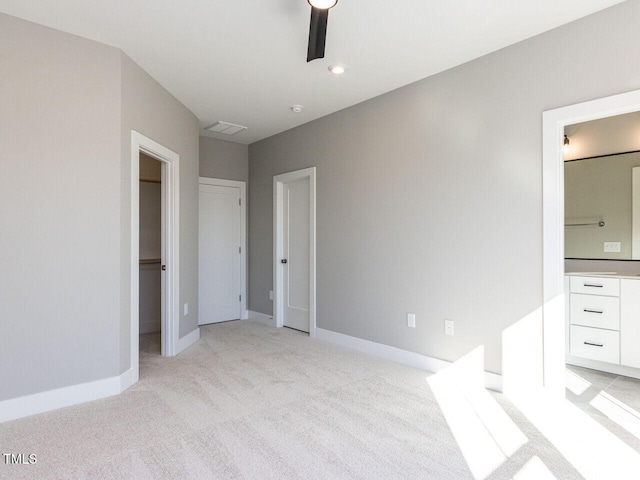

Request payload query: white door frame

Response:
[542,88,640,397]
[198,177,248,320]
[131,131,180,383]
[273,167,316,337]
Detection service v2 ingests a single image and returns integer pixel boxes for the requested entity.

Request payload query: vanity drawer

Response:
[569,294,620,330]
[570,276,620,297]
[570,325,620,364]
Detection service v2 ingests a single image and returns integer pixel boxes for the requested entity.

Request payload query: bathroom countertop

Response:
[565,272,640,279]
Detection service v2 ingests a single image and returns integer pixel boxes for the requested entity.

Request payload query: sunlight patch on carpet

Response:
[427,346,528,479]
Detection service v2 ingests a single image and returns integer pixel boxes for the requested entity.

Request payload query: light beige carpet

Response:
[0,320,623,479]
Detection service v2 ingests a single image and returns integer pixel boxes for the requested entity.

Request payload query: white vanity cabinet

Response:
[567,275,640,369]
[621,279,640,368]
[568,276,620,364]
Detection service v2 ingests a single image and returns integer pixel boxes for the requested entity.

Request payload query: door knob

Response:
[161,265,166,271]
[281,259,287,264]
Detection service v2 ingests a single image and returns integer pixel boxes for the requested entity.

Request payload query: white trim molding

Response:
[198,177,247,322]
[0,369,134,423]
[177,327,201,354]
[273,167,317,337]
[315,328,503,392]
[119,367,137,392]
[2,132,185,423]
[543,88,640,398]
[131,131,181,385]
[248,310,276,327]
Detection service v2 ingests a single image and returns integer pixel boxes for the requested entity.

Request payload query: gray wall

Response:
[0,14,122,400]
[249,1,640,375]
[120,52,200,361]
[0,13,200,401]
[199,136,249,182]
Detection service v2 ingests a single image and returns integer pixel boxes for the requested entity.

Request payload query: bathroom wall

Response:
[565,152,640,259]
[564,110,640,161]
[564,99,640,269]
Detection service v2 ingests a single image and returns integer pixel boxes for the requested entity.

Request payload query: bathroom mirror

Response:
[565,151,640,260]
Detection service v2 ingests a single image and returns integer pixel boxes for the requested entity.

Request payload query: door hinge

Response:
[239,295,241,302]
[239,199,241,206]
[239,246,241,254]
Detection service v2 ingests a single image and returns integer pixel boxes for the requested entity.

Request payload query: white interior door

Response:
[282,178,310,332]
[199,183,241,325]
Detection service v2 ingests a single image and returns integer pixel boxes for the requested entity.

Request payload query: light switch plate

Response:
[184,303,189,316]
[407,313,416,328]
[604,242,621,253]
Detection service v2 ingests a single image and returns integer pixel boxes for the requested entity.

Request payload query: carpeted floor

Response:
[1,321,638,479]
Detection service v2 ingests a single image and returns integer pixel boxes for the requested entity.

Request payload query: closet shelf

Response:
[139,258,161,265]
[140,177,161,184]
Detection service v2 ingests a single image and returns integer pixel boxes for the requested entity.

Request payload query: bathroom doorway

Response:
[543,88,640,397]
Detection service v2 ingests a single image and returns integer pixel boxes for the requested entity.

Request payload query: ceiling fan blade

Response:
[307,7,329,62]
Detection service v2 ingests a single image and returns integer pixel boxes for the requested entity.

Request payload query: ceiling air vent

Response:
[205,121,247,135]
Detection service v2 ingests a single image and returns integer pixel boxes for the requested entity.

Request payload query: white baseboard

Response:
[315,328,503,392]
[248,310,275,327]
[241,310,249,320]
[0,368,134,423]
[120,366,138,391]
[2,327,201,423]
[177,327,200,354]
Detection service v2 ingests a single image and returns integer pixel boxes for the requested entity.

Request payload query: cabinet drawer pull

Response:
[583,309,603,314]
[583,283,603,288]
[584,341,604,347]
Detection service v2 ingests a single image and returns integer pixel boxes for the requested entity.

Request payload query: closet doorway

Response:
[139,153,162,354]
[129,131,179,387]
[198,178,247,325]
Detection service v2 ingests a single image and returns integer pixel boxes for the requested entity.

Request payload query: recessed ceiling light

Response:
[291,105,303,113]
[328,64,346,75]
[308,0,338,9]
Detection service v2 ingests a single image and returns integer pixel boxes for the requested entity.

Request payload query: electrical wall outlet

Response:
[604,242,621,253]
[407,313,416,328]
[269,290,274,300]
[445,319,454,336]
[184,303,189,316]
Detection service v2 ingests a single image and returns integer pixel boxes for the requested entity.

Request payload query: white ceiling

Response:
[0,0,626,144]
